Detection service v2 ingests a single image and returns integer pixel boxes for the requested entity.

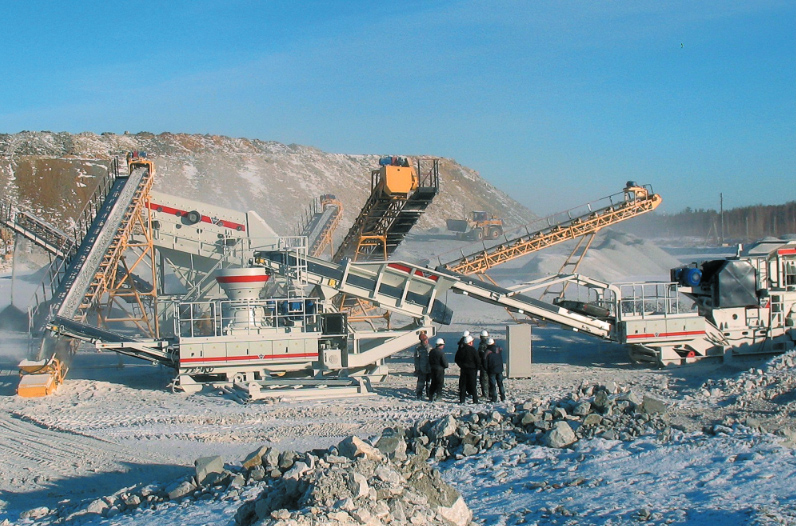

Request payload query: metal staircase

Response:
[334,158,439,262]
[438,183,662,275]
[0,202,75,260]
[297,195,343,258]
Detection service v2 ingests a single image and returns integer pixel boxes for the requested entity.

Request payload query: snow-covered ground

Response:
[1,234,795,525]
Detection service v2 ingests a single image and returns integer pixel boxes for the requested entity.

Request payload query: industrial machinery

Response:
[334,157,439,262]
[9,155,445,398]
[651,240,796,363]
[446,211,504,240]
[8,151,792,399]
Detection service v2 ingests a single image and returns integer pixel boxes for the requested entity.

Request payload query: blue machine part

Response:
[681,267,702,287]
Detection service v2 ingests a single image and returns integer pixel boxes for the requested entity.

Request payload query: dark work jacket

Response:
[485,345,504,375]
[429,346,448,370]
[414,342,431,375]
[455,343,480,370]
[477,338,489,369]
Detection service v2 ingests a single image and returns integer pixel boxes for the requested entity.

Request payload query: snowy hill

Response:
[0,131,536,235]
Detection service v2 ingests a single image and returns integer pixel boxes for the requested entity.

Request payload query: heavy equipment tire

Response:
[489,227,501,239]
[185,210,201,225]
[474,228,484,240]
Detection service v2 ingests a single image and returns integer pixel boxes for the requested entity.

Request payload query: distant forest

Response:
[615,201,796,243]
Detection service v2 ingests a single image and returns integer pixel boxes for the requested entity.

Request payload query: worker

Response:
[477,330,490,399]
[414,331,431,400]
[455,334,480,404]
[456,330,470,356]
[485,338,506,402]
[428,338,449,402]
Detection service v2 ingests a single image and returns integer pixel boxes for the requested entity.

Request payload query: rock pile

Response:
[14,384,671,525]
[235,436,471,526]
[698,350,796,407]
[388,384,670,465]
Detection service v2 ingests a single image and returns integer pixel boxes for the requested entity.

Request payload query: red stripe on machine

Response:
[180,353,318,364]
[388,263,412,273]
[388,263,440,281]
[626,330,706,340]
[777,248,796,256]
[147,202,246,231]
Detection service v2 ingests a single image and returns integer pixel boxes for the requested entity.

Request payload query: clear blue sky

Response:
[1,1,794,215]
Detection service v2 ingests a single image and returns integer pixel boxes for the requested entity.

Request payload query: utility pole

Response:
[720,193,724,246]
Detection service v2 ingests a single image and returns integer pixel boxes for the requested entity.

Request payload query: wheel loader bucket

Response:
[446,219,469,233]
[17,357,65,397]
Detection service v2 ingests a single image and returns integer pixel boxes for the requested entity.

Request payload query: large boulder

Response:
[195,455,224,486]
[544,421,577,448]
[429,415,458,441]
[338,435,384,461]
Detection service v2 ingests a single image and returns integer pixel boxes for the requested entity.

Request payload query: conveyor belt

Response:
[52,165,150,319]
[258,249,614,338]
[299,196,342,258]
[334,159,439,262]
[441,183,662,275]
[0,204,75,259]
[48,316,175,366]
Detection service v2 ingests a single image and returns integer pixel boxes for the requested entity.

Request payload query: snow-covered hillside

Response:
[0,131,536,235]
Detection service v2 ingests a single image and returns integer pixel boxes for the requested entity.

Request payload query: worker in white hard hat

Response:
[477,330,490,399]
[456,330,470,354]
[454,334,480,403]
[428,338,449,402]
[485,337,506,402]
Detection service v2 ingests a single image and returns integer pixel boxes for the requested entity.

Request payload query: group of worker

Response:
[413,329,506,403]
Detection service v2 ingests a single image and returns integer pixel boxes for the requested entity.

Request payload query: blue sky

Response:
[1,1,794,215]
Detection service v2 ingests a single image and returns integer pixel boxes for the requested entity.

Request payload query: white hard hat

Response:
[464,335,474,344]
[480,330,489,337]
[461,330,469,337]
[487,338,494,345]
[435,338,445,346]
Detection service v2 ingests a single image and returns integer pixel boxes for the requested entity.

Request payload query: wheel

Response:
[473,228,484,240]
[185,210,202,225]
[489,227,501,239]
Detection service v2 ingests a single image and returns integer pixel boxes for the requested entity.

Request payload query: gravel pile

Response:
[235,436,471,526]
[697,351,796,407]
[12,383,673,525]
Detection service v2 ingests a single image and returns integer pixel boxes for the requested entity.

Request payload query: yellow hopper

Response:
[18,356,65,397]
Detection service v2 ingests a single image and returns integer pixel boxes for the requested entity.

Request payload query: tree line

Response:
[615,201,796,243]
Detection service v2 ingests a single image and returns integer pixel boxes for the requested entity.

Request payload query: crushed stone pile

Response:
[697,350,796,406]
[14,383,676,525]
[686,350,796,437]
[393,383,671,460]
[234,436,471,526]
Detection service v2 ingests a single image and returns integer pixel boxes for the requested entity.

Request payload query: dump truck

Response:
[446,211,504,240]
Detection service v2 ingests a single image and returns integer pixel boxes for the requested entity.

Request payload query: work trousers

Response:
[479,368,488,397]
[429,367,445,401]
[488,373,505,402]
[458,368,479,403]
[416,372,430,399]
